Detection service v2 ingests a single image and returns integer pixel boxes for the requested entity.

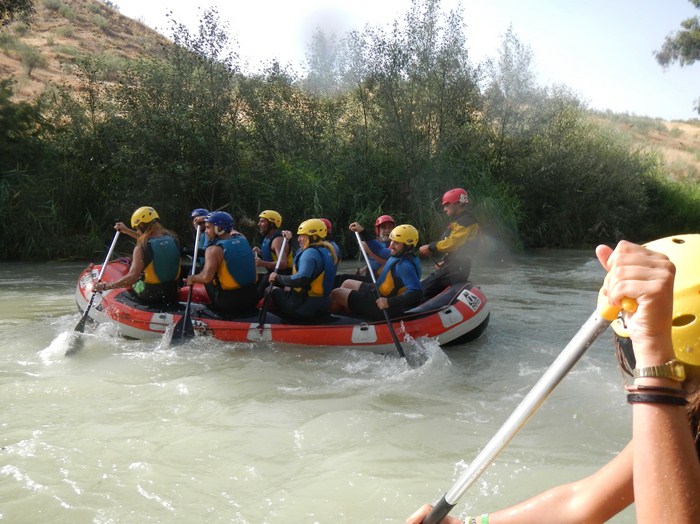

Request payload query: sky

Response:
[111,0,700,121]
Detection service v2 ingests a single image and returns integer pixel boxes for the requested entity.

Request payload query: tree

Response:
[0,0,34,27]
[655,0,700,111]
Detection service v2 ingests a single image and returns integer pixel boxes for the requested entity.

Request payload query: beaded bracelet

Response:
[626,393,688,406]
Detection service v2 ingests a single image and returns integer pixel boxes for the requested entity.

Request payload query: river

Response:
[0,244,636,523]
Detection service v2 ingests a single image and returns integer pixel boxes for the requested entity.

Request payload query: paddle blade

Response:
[170,313,195,345]
[74,313,89,334]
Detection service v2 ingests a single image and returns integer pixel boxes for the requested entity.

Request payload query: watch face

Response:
[672,360,687,381]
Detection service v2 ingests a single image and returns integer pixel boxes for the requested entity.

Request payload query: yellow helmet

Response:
[644,234,700,366]
[259,210,282,228]
[131,206,159,229]
[389,224,419,247]
[297,218,327,239]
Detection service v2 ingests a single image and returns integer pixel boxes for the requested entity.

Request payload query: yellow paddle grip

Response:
[597,289,638,321]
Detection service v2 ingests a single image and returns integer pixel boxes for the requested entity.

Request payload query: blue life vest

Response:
[211,234,257,290]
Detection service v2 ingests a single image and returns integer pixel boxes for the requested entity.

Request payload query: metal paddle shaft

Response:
[257,236,288,331]
[424,308,613,524]
[74,230,121,333]
[354,231,407,360]
[172,225,202,342]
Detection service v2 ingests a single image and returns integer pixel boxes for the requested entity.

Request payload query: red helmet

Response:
[442,188,469,206]
[374,214,396,236]
[319,218,332,235]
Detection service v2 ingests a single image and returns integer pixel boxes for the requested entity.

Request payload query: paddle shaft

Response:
[257,236,288,330]
[177,225,202,340]
[354,231,406,359]
[424,310,611,524]
[75,230,121,332]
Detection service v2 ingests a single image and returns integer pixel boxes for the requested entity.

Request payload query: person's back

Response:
[186,212,258,316]
[95,206,181,307]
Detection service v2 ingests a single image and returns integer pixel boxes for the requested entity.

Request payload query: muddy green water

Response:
[0,248,635,523]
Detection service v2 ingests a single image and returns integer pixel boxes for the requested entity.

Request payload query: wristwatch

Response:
[633,359,686,382]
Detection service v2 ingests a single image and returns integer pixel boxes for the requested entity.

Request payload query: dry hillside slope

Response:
[0,0,167,97]
[2,0,700,180]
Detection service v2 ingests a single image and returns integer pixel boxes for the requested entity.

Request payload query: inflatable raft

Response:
[75,259,490,351]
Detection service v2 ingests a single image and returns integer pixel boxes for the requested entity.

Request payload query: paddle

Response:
[354,231,408,361]
[257,236,288,332]
[422,294,636,524]
[171,224,202,343]
[67,230,121,355]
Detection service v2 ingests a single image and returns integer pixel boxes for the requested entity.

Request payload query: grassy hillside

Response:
[0,0,167,97]
[2,0,700,183]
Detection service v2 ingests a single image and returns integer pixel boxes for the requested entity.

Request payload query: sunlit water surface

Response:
[0,250,635,523]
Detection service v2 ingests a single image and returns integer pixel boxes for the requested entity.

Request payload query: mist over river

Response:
[0,247,636,523]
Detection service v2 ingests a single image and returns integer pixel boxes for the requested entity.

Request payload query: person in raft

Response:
[334,214,396,288]
[419,188,479,299]
[330,224,422,319]
[407,235,700,524]
[94,206,181,306]
[186,211,258,316]
[254,209,294,296]
[267,218,338,321]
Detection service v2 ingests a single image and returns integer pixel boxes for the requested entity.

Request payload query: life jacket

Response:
[377,253,421,297]
[366,239,390,276]
[261,230,294,269]
[291,242,337,298]
[141,235,181,284]
[435,209,480,264]
[211,234,257,290]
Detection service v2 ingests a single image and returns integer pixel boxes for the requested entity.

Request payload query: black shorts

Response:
[206,283,258,315]
[347,283,410,320]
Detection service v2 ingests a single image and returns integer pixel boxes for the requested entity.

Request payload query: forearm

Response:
[632,340,700,522]
[104,272,139,290]
[632,401,700,523]
[388,289,421,309]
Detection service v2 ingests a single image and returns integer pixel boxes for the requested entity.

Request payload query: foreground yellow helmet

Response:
[297,218,327,239]
[259,210,282,228]
[389,224,419,247]
[644,234,700,366]
[131,206,159,229]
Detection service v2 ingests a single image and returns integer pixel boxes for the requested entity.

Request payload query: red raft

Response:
[75,259,490,351]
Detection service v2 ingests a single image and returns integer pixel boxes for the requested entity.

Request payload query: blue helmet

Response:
[191,208,209,219]
[205,211,234,235]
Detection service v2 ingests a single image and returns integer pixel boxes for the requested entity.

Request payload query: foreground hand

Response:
[596,240,675,366]
[406,504,462,524]
[186,276,195,286]
[419,245,430,256]
[269,272,277,284]
[349,222,364,233]
[94,282,108,292]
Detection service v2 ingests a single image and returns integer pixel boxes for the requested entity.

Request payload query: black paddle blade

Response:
[170,314,195,345]
[74,314,89,334]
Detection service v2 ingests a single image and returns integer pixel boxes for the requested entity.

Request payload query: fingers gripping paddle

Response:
[257,236,288,332]
[172,225,202,343]
[67,230,121,355]
[354,231,408,362]
[422,294,636,524]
